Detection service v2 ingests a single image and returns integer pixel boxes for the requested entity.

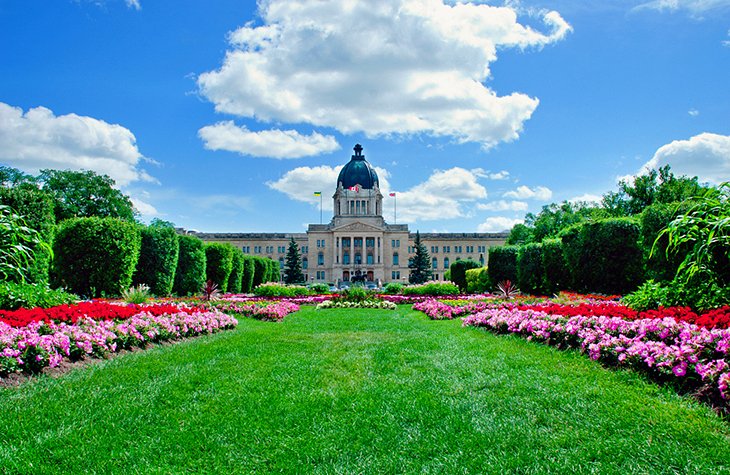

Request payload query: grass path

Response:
[1,306,729,474]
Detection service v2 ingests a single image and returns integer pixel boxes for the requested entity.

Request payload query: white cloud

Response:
[688,108,700,117]
[199,121,340,158]
[633,0,730,13]
[477,200,528,211]
[394,167,488,221]
[486,170,510,180]
[568,193,603,204]
[724,30,730,47]
[268,164,486,222]
[130,197,158,217]
[197,0,571,148]
[125,0,141,10]
[503,185,552,200]
[637,132,730,185]
[477,216,522,233]
[0,102,154,187]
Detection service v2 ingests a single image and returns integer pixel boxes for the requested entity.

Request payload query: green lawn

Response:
[1,306,729,474]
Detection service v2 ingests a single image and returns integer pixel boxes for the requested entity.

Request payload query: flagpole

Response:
[395,193,397,224]
[320,193,323,224]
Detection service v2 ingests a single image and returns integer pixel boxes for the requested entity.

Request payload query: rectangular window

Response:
[432,257,437,269]
[367,254,374,265]
[444,246,450,253]
[366,237,374,248]
[391,271,400,280]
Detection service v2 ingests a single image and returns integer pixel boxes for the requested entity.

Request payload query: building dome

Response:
[337,144,379,189]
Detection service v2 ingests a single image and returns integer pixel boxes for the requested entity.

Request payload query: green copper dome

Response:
[337,144,379,189]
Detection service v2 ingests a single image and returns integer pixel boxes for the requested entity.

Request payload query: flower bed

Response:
[212,300,300,322]
[0,301,206,327]
[316,300,397,310]
[463,307,730,413]
[1,309,238,377]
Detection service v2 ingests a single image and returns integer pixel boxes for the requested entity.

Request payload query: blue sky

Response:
[1,0,728,233]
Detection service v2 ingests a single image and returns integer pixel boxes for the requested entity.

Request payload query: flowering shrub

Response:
[0,309,237,376]
[316,300,396,310]
[0,301,206,327]
[462,307,730,413]
[213,300,300,322]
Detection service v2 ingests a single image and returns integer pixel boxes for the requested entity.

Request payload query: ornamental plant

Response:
[204,242,234,291]
[173,234,207,297]
[133,224,180,297]
[52,217,141,298]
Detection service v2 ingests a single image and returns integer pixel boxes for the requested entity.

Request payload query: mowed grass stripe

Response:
[0,306,728,474]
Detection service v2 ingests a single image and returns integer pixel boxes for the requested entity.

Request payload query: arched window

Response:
[393,252,399,266]
[343,251,350,265]
[279,257,284,268]
[367,253,374,265]
[479,254,484,266]
[444,257,450,269]
[318,252,324,266]
[302,257,308,269]
[355,253,362,265]
[432,257,438,269]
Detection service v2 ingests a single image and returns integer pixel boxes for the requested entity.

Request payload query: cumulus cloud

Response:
[268,165,486,222]
[197,0,571,148]
[130,196,158,217]
[503,185,552,200]
[394,167,488,221]
[199,121,340,158]
[486,170,510,180]
[477,200,528,211]
[0,102,154,187]
[125,0,141,10]
[637,132,730,185]
[477,216,522,233]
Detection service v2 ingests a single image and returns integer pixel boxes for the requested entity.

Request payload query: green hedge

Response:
[465,267,489,293]
[133,225,179,296]
[173,234,206,297]
[227,248,245,294]
[253,282,309,297]
[268,259,280,283]
[52,217,141,297]
[242,255,255,293]
[449,259,481,292]
[402,281,460,296]
[640,202,688,282]
[487,246,519,287]
[561,218,644,295]
[0,187,55,285]
[517,243,545,296]
[541,238,567,295]
[252,257,267,288]
[205,243,234,292]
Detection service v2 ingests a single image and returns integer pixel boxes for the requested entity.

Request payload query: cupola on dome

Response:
[337,144,379,189]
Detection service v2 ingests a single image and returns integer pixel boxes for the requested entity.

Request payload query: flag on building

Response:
[349,185,360,192]
[313,191,321,196]
[389,192,396,197]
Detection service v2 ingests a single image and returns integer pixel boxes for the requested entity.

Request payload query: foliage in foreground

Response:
[0,282,78,311]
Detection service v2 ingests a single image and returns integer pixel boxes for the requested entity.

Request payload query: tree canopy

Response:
[38,169,136,222]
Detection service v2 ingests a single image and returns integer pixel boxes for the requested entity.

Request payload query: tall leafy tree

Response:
[408,231,432,284]
[0,166,37,188]
[284,238,304,284]
[38,169,136,222]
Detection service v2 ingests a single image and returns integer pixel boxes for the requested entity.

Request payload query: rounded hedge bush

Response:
[465,267,489,293]
[541,238,567,295]
[133,225,179,296]
[241,255,255,293]
[52,217,141,297]
[449,259,481,292]
[205,242,234,292]
[173,234,206,297]
[517,243,545,296]
[487,246,519,288]
[252,257,267,288]
[227,248,245,294]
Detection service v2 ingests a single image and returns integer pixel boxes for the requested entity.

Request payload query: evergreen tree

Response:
[284,237,304,284]
[408,231,432,284]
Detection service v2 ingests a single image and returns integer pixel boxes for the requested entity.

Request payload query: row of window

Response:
[242,243,488,257]
[338,237,377,248]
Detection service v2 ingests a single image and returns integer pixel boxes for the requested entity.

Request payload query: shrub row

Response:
[489,218,644,296]
[48,218,277,299]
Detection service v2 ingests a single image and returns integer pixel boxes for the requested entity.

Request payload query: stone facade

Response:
[191,145,508,285]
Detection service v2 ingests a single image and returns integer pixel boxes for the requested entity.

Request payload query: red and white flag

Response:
[389,192,396,197]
